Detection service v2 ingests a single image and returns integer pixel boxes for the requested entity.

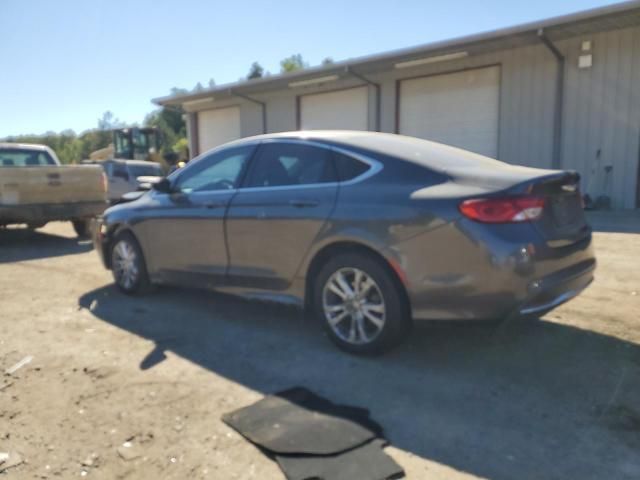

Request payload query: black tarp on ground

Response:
[222,387,404,480]
[276,439,404,480]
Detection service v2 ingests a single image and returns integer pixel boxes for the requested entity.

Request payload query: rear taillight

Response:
[459,196,545,223]
[101,172,108,194]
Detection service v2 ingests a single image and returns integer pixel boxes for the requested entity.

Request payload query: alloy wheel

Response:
[112,240,139,290]
[322,267,386,345]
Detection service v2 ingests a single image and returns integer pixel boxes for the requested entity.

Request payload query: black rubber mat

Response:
[221,387,382,455]
[276,439,404,480]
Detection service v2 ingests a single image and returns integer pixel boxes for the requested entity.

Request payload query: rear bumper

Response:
[514,257,595,317]
[0,201,107,225]
[395,219,595,321]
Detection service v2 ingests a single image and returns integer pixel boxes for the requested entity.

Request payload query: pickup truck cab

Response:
[0,143,107,237]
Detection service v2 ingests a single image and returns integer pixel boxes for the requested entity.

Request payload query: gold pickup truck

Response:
[0,143,107,237]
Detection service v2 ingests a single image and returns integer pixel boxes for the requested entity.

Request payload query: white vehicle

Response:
[98,159,163,203]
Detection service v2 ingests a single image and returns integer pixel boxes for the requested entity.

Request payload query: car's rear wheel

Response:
[72,219,91,238]
[110,231,152,295]
[313,252,411,354]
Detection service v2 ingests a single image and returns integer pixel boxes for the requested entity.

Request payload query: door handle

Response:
[288,199,319,208]
[204,201,225,209]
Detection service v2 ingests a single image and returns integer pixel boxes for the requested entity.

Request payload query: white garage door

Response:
[197,106,241,154]
[399,66,500,157]
[300,87,368,130]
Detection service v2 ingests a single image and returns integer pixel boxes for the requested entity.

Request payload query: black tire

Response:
[313,252,411,355]
[72,219,91,238]
[110,231,152,295]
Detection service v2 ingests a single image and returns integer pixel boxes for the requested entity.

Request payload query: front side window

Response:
[0,149,55,167]
[245,143,336,188]
[174,146,254,194]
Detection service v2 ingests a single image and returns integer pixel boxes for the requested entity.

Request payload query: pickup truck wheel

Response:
[72,220,91,238]
[110,232,152,295]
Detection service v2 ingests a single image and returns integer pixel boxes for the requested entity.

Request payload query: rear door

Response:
[226,141,338,289]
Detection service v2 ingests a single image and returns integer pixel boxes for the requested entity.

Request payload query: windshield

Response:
[0,148,56,167]
[128,163,162,178]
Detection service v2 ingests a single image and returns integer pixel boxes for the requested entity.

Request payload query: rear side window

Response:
[246,143,337,188]
[0,149,55,167]
[333,151,370,181]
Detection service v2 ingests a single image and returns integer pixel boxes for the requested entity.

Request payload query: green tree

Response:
[280,54,308,73]
[169,87,189,97]
[97,111,124,131]
[321,57,334,65]
[247,61,264,79]
[144,106,186,155]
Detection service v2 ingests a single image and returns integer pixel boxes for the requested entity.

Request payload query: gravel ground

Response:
[1,220,639,480]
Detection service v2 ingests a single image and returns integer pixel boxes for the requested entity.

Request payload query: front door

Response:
[226,141,338,290]
[135,145,256,285]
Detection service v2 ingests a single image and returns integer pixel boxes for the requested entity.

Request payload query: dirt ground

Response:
[1,219,639,480]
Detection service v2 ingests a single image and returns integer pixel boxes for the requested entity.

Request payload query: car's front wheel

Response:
[110,231,152,295]
[313,252,411,354]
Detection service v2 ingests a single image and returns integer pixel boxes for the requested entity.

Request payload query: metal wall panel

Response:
[559,25,640,208]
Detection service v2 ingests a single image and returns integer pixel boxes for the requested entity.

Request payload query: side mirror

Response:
[152,177,173,194]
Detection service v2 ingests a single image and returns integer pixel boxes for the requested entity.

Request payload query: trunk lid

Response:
[523,171,590,247]
[448,165,589,246]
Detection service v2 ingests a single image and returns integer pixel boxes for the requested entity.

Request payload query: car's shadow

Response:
[0,227,91,263]
[78,285,640,480]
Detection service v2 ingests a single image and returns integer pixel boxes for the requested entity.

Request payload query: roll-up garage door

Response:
[399,66,500,158]
[300,86,368,131]
[197,106,241,154]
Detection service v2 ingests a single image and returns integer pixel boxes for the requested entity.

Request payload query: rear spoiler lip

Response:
[506,169,581,196]
[410,169,581,201]
[456,169,581,197]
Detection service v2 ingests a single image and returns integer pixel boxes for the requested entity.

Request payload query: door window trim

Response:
[167,142,259,194]
[236,139,382,193]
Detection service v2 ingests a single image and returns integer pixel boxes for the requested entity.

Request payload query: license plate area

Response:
[550,194,581,227]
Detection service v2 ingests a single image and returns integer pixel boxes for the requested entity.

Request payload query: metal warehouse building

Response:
[155,1,640,209]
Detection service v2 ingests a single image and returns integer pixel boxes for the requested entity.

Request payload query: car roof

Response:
[227,130,507,171]
[223,130,562,184]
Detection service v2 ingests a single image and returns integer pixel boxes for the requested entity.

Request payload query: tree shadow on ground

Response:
[79,285,640,480]
[0,227,91,263]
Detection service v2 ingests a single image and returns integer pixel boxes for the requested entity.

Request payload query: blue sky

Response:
[0,0,621,137]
